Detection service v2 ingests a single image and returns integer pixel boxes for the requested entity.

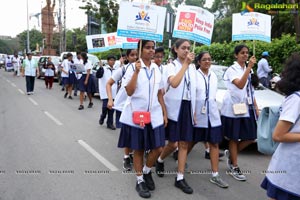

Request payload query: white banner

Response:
[86,32,138,53]
[117,1,166,42]
[232,12,271,43]
[172,5,214,45]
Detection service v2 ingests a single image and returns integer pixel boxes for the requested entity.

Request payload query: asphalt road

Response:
[0,69,272,200]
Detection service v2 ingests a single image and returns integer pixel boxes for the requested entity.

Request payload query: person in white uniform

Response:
[261,53,300,200]
[106,49,138,171]
[12,53,21,76]
[155,39,196,194]
[193,51,229,188]
[221,44,258,182]
[98,55,117,130]
[118,40,167,199]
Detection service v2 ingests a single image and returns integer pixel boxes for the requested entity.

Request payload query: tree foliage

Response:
[194,34,300,74]
[80,0,119,33]
[17,29,44,53]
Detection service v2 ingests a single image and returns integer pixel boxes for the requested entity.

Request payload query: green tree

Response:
[17,29,43,53]
[80,0,119,33]
[66,28,88,52]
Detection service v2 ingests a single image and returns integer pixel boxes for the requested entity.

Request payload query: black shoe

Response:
[173,150,178,161]
[155,161,165,177]
[88,102,93,108]
[74,93,77,96]
[61,87,65,91]
[78,105,84,110]
[205,151,225,160]
[68,96,73,100]
[143,172,155,191]
[123,157,132,171]
[107,124,116,130]
[99,118,104,125]
[135,182,151,198]
[129,154,134,164]
[175,178,193,194]
[64,93,68,98]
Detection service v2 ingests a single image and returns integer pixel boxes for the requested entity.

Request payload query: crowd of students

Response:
[99,39,257,198]
[9,39,300,199]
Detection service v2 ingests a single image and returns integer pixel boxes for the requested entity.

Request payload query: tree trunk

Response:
[291,0,300,43]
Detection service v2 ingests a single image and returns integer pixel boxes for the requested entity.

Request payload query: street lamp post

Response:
[26,0,30,53]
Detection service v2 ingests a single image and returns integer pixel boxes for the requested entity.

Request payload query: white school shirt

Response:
[73,57,84,79]
[220,62,254,118]
[163,59,197,122]
[194,69,221,128]
[12,57,21,67]
[112,63,135,111]
[22,58,38,76]
[157,64,169,92]
[82,61,92,74]
[61,59,70,78]
[119,60,164,129]
[45,62,55,77]
[266,92,300,196]
[98,65,117,99]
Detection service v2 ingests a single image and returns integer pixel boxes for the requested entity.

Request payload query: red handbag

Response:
[132,111,151,127]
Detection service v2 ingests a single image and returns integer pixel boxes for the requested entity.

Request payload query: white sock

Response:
[176,173,184,181]
[205,148,210,153]
[143,165,151,174]
[124,154,129,159]
[212,172,219,177]
[137,175,144,184]
[157,157,164,163]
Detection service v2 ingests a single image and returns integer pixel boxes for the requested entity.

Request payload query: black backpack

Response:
[96,66,104,78]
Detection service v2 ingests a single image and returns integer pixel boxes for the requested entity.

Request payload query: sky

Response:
[0,0,87,37]
[0,0,214,38]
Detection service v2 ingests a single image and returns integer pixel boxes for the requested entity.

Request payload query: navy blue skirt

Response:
[68,72,77,85]
[194,123,223,144]
[62,77,69,85]
[261,177,300,200]
[115,110,122,129]
[221,108,257,141]
[78,74,96,93]
[165,100,195,142]
[118,124,165,151]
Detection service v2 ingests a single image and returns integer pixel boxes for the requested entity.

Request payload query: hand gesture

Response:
[184,52,195,65]
[135,60,141,73]
[248,56,256,68]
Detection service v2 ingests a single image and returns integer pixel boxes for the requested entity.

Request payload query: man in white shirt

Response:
[21,52,39,95]
[257,51,272,88]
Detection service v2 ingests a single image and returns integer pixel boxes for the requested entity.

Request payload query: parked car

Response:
[211,64,285,112]
[37,56,61,80]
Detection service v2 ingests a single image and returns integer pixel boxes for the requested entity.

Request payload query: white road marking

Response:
[6,79,11,83]
[78,140,118,171]
[44,111,63,126]
[11,83,17,87]
[18,89,25,95]
[28,97,38,106]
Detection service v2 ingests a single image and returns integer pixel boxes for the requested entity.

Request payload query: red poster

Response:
[108,36,116,46]
[177,12,196,32]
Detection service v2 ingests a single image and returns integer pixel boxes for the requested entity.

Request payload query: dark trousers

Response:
[45,76,54,88]
[100,99,115,126]
[25,76,35,92]
[259,77,270,88]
